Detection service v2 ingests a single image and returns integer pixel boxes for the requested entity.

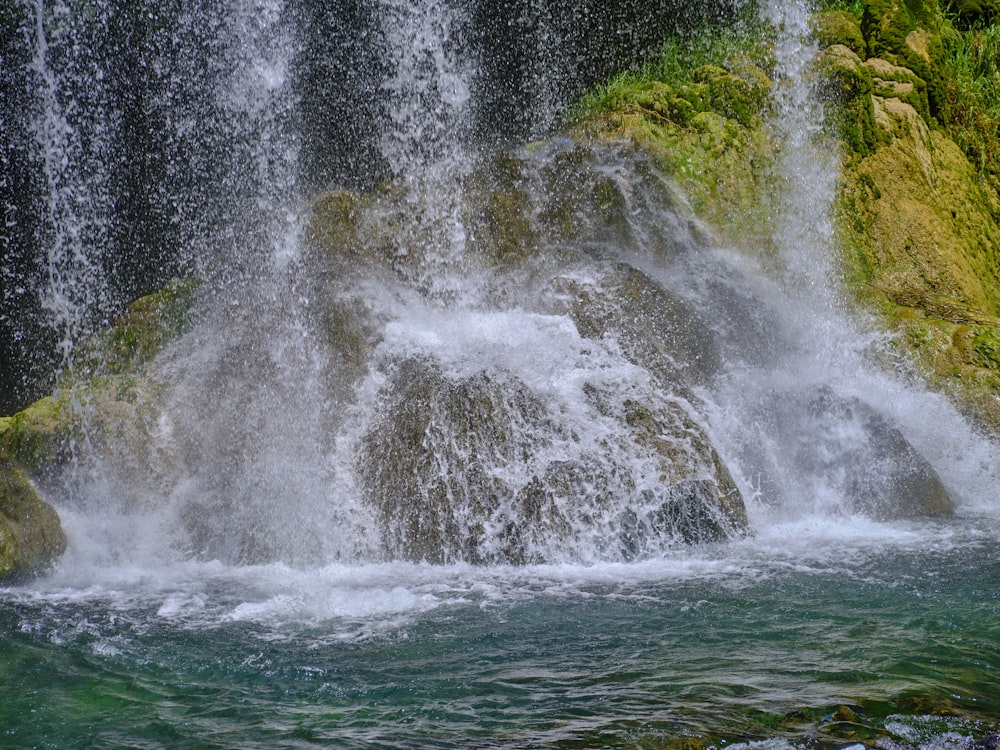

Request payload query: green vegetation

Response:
[940,19,1000,179]
[568,18,771,126]
[568,0,1000,435]
[566,19,780,255]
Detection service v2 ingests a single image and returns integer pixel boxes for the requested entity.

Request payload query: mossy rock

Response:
[813,10,867,58]
[361,353,749,564]
[0,459,67,581]
[552,262,722,386]
[464,151,538,265]
[0,281,196,484]
[742,385,953,518]
[0,393,75,477]
[861,0,947,121]
[77,277,200,377]
[837,105,1000,433]
[865,57,931,121]
[818,45,885,157]
[573,107,778,256]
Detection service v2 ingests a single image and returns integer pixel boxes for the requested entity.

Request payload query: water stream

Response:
[2,0,1000,747]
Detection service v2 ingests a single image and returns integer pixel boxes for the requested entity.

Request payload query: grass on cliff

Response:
[939,19,1000,181]
[566,19,769,125]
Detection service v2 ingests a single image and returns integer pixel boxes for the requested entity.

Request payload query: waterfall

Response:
[376,0,473,174]
[706,0,1000,524]
[3,0,998,569]
[25,0,115,369]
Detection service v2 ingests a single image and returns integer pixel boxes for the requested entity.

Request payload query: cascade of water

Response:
[212,0,303,275]
[10,0,998,572]
[376,0,473,175]
[371,0,479,300]
[26,0,115,370]
[760,0,840,301]
[700,0,1000,522]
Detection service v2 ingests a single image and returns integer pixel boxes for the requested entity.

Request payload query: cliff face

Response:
[572,0,1000,435]
[833,0,1000,433]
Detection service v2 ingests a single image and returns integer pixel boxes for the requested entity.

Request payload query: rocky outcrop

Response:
[816,5,1000,434]
[0,459,66,581]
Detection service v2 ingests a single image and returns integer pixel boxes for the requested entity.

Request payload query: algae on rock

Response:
[0,459,66,581]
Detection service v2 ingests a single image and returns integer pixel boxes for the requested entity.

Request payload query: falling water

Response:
[26,0,115,369]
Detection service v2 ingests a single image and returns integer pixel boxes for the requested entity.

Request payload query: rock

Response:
[813,11,867,58]
[864,57,930,122]
[745,386,952,519]
[0,389,81,483]
[0,459,66,581]
[818,45,883,157]
[360,356,749,564]
[551,262,721,386]
[861,0,946,121]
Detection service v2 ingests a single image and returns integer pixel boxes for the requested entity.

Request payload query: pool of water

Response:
[3,514,1000,749]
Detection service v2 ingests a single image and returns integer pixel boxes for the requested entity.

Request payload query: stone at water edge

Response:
[0,459,67,582]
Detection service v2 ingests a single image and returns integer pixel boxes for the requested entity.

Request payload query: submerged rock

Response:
[0,459,66,581]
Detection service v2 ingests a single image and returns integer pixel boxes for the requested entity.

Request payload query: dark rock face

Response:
[0,459,67,581]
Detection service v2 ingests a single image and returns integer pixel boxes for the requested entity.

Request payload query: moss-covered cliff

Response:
[570,0,1000,435]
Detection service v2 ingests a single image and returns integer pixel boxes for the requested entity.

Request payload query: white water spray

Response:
[27,0,114,367]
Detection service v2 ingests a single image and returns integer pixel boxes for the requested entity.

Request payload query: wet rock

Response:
[0,459,66,581]
[552,262,721,387]
[746,385,952,519]
[360,356,749,564]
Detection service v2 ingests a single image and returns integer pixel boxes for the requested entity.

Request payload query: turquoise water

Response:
[4,516,1000,749]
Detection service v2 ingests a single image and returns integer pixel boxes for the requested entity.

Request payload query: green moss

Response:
[0,459,66,581]
[862,0,949,120]
[820,46,886,156]
[813,10,868,56]
[77,277,200,376]
[0,393,74,476]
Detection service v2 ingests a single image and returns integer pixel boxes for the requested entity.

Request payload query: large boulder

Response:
[0,459,66,581]
[360,356,748,564]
